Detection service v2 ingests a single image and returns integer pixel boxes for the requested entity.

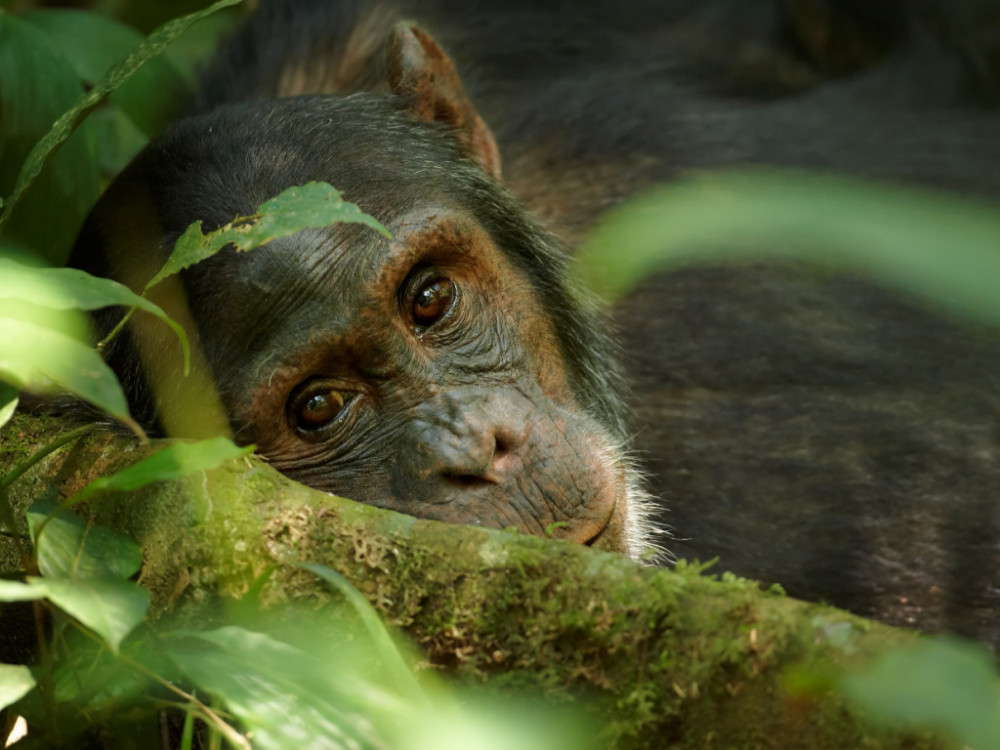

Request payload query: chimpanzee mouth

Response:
[582,462,628,550]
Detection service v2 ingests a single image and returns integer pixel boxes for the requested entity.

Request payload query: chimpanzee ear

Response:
[386,22,502,180]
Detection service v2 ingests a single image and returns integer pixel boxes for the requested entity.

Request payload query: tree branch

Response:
[0,414,939,748]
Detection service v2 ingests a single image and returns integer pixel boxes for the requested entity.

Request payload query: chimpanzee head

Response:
[71,24,657,559]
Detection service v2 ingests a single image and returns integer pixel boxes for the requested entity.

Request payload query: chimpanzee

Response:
[71,3,659,560]
[71,1,1000,645]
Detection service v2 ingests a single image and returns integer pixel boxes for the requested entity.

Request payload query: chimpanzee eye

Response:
[289,383,352,432]
[410,276,457,329]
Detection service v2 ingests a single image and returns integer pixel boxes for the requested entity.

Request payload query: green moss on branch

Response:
[0,414,942,748]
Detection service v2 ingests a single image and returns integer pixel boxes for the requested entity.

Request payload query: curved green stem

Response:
[0,424,94,496]
[97,307,135,352]
[0,424,94,545]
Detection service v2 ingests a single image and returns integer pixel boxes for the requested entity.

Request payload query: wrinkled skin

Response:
[223,214,625,543]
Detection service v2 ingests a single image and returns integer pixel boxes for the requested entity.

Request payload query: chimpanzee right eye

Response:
[412,277,456,328]
[288,382,354,433]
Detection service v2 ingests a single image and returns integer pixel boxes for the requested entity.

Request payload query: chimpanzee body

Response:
[72,1,1000,646]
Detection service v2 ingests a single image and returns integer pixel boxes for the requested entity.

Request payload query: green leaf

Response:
[27,498,142,580]
[839,637,1000,749]
[0,0,242,237]
[160,10,239,82]
[0,15,100,264]
[0,381,17,430]
[0,258,190,371]
[302,563,427,706]
[0,664,36,711]
[146,182,391,290]
[166,627,396,750]
[0,318,133,426]
[65,437,253,509]
[23,9,189,137]
[576,170,1000,326]
[31,577,150,654]
[88,105,149,177]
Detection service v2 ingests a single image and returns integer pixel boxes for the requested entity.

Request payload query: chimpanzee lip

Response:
[583,463,628,552]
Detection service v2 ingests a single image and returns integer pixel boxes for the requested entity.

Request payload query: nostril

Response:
[437,424,525,488]
[493,434,510,460]
[491,429,525,477]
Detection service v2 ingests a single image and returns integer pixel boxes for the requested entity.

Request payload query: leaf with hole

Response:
[146,182,390,290]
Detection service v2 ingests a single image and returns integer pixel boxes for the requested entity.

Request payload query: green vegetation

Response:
[578,170,1000,326]
[1,1,1000,748]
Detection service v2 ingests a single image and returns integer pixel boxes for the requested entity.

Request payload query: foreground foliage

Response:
[5,414,1000,748]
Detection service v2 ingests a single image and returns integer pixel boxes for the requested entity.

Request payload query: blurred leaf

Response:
[2,575,149,655]
[0,382,17,430]
[147,182,391,290]
[839,637,1000,749]
[31,577,150,654]
[161,9,240,82]
[66,437,253,509]
[0,0,242,238]
[0,581,46,603]
[578,170,1000,326]
[24,9,190,136]
[0,258,190,371]
[401,701,594,750]
[0,664,36,711]
[166,626,397,750]
[88,105,149,177]
[27,497,142,580]
[0,318,133,428]
[303,563,427,706]
[0,15,100,264]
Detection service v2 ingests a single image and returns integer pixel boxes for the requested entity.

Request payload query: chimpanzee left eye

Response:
[407,274,457,330]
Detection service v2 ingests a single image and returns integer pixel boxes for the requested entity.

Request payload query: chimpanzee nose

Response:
[409,389,529,490]
[441,426,520,487]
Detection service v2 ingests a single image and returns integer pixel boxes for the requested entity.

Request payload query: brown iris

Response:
[294,388,346,431]
[412,277,455,328]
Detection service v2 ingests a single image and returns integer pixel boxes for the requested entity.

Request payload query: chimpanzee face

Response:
[189,207,632,550]
[70,24,655,560]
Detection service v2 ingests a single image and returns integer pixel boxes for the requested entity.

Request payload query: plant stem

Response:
[97,307,135,352]
[0,425,94,556]
[0,424,94,496]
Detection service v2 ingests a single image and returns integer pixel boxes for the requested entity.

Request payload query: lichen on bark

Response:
[0,414,946,748]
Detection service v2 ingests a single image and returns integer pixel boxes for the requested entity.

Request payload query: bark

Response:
[0,414,946,749]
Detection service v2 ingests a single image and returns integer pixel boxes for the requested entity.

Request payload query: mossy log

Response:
[1,414,945,748]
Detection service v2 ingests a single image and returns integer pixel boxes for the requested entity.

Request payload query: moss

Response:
[0,412,67,465]
[0,415,947,749]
